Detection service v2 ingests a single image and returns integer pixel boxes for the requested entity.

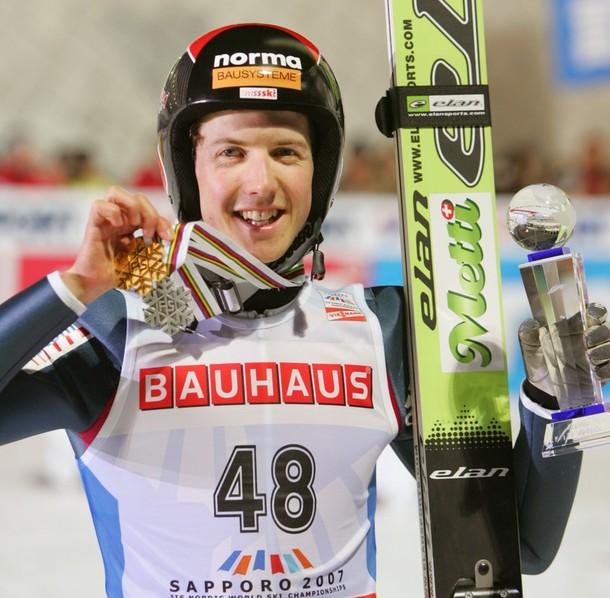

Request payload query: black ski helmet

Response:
[158,23,344,269]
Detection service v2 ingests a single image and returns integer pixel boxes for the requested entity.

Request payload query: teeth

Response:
[240,209,278,223]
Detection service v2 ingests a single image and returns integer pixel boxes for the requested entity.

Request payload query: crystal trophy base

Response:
[543,403,610,457]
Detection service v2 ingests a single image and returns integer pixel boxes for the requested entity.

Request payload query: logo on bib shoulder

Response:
[321,291,366,322]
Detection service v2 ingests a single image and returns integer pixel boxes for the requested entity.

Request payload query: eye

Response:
[272,146,300,161]
[218,146,243,159]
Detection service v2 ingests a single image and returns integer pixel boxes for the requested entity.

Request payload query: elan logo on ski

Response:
[406,92,486,115]
[429,466,509,480]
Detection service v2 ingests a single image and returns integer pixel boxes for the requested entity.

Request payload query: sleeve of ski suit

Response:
[365,284,582,575]
[0,275,126,445]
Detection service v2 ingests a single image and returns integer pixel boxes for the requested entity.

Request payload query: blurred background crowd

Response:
[4,132,610,197]
[2,0,610,200]
[0,135,161,188]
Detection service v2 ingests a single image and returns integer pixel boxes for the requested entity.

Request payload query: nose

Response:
[241,151,278,201]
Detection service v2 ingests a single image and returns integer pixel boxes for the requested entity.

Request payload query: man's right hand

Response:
[518,303,610,407]
[61,187,173,304]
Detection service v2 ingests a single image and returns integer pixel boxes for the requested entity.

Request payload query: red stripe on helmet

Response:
[187,23,320,62]
[188,24,237,61]
[264,23,321,61]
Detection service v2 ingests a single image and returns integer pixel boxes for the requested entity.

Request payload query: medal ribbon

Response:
[165,221,306,320]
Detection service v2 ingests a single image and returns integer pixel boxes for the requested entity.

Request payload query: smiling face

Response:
[193,110,314,263]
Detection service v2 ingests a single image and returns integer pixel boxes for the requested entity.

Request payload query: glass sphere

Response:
[506,183,576,251]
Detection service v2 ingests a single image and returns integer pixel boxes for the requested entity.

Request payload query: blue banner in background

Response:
[553,0,610,84]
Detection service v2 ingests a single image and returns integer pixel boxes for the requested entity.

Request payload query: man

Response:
[0,23,606,598]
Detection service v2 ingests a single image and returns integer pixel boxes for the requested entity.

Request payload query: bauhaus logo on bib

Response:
[139,362,373,410]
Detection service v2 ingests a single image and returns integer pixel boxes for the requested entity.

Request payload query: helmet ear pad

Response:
[167,103,209,222]
[307,107,343,227]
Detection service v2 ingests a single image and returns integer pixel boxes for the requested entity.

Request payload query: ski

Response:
[376,1,522,597]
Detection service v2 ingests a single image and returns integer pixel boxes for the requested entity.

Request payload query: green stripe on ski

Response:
[389,0,510,442]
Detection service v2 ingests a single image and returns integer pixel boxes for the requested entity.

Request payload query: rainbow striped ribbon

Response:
[165,221,306,320]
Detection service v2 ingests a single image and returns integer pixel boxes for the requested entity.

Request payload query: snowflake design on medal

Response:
[114,237,168,295]
[143,277,195,336]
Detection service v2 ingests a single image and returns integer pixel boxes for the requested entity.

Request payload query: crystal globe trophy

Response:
[508,184,608,457]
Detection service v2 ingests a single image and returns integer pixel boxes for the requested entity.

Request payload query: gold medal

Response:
[114,237,168,295]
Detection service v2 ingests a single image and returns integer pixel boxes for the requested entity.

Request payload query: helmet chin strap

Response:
[266,213,326,282]
[311,238,326,281]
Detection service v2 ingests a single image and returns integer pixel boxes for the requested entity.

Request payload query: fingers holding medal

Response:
[106,188,174,295]
[62,187,174,305]
[105,187,173,246]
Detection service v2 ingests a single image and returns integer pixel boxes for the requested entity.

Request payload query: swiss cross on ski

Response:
[441,199,455,220]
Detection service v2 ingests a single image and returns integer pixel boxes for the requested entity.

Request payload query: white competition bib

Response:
[79,282,399,598]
